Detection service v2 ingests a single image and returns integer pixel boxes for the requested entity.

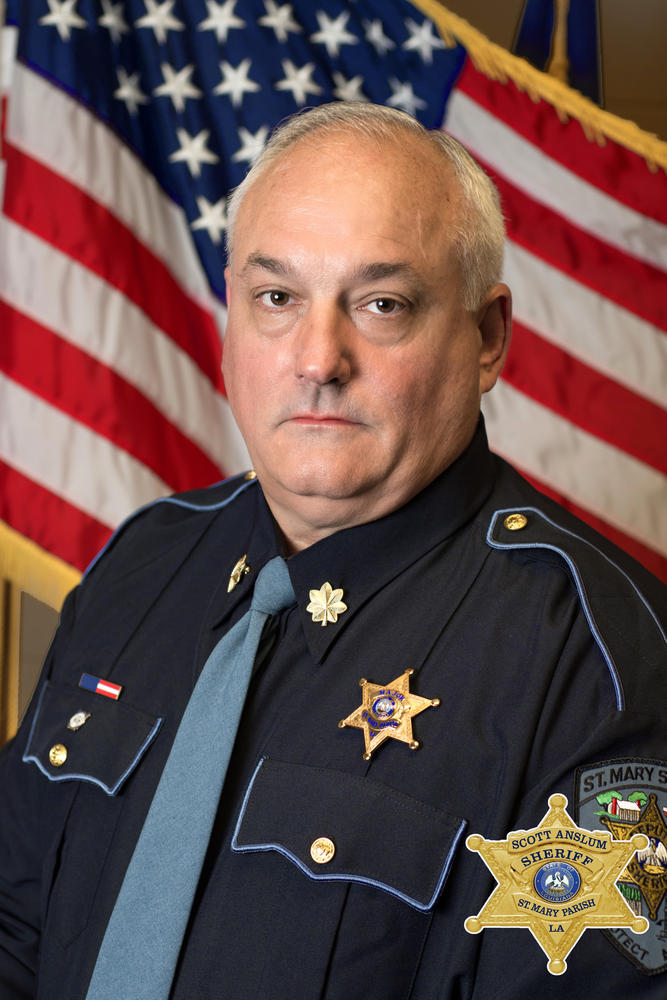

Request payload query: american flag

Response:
[1,0,665,582]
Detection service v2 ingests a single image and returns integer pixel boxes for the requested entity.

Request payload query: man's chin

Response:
[267,464,376,505]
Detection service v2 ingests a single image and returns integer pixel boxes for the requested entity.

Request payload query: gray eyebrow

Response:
[242,253,292,276]
[241,254,422,285]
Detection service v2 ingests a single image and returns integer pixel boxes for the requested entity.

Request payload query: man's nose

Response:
[294,304,352,385]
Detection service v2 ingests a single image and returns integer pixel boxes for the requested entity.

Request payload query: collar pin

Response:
[307,582,347,626]
[228,554,251,592]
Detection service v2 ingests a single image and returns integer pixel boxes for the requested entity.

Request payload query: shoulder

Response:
[82,472,259,584]
[483,456,666,709]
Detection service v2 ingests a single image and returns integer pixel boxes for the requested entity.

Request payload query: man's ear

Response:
[477,283,512,395]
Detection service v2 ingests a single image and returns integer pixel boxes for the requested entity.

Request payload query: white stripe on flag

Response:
[1,26,18,94]
[483,379,667,555]
[0,374,170,527]
[0,216,249,474]
[7,64,224,320]
[505,239,667,408]
[445,90,667,271]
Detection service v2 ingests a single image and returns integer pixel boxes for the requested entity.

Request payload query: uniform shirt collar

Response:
[287,417,496,663]
[209,417,494,656]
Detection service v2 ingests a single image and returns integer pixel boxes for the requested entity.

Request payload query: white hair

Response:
[225,102,505,311]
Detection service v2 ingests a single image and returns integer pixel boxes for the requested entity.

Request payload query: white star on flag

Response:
[386,76,427,116]
[154,64,202,112]
[363,18,395,56]
[98,0,130,43]
[275,59,323,105]
[259,0,302,43]
[39,0,87,42]
[135,0,184,45]
[169,128,219,177]
[310,10,359,59]
[213,59,261,108]
[191,196,228,244]
[232,125,270,164]
[198,0,245,43]
[113,67,149,115]
[402,17,445,64]
[332,72,366,102]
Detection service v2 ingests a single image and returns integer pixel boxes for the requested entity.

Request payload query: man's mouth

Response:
[287,413,358,426]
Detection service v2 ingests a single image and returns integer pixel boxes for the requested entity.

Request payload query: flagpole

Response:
[546,0,570,86]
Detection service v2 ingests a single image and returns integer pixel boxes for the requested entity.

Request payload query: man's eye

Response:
[365,297,403,315]
[259,290,291,307]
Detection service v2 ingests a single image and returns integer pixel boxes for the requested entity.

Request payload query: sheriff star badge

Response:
[464,793,649,975]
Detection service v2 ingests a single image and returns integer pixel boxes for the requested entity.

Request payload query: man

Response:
[0,103,665,998]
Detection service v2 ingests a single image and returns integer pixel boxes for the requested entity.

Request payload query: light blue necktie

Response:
[85,556,295,1000]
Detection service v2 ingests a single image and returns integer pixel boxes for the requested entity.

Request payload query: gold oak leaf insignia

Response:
[306,581,347,626]
[464,793,649,976]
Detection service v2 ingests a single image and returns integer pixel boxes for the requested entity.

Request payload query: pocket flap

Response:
[232,757,466,911]
[22,681,162,796]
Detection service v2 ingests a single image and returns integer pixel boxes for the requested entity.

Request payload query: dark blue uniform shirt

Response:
[1,420,665,998]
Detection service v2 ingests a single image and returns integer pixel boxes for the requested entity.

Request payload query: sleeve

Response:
[468,600,667,997]
[0,588,79,998]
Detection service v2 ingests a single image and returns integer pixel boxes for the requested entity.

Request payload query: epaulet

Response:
[82,471,258,580]
[486,506,666,711]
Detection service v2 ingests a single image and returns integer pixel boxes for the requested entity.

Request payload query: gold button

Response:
[504,513,528,531]
[49,744,68,767]
[244,469,257,480]
[310,837,335,864]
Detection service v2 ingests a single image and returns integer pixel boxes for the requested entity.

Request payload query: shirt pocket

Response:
[22,680,162,796]
[21,680,163,947]
[232,756,466,912]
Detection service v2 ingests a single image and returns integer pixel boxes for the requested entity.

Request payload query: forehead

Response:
[232,131,462,271]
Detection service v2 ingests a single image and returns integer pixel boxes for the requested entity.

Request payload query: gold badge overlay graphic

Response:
[465,794,649,975]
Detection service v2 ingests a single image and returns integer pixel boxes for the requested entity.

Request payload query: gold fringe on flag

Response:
[413,0,667,173]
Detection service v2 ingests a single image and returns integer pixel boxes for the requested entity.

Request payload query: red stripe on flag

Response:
[513,464,667,584]
[2,142,225,388]
[503,322,667,474]
[455,61,667,224]
[0,300,224,492]
[491,169,667,331]
[0,461,111,572]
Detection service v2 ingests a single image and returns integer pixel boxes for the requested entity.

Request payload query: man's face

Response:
[223,131,509,550]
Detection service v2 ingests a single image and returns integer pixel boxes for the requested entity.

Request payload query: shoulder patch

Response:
[575,759,667,974]
[486,507,666,712]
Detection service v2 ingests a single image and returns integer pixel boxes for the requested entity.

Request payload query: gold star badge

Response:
[306,582,347,626]
[338,669,439,760]
[465,793,649,975]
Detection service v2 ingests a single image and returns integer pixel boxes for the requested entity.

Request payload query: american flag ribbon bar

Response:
[79,673,123,701]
